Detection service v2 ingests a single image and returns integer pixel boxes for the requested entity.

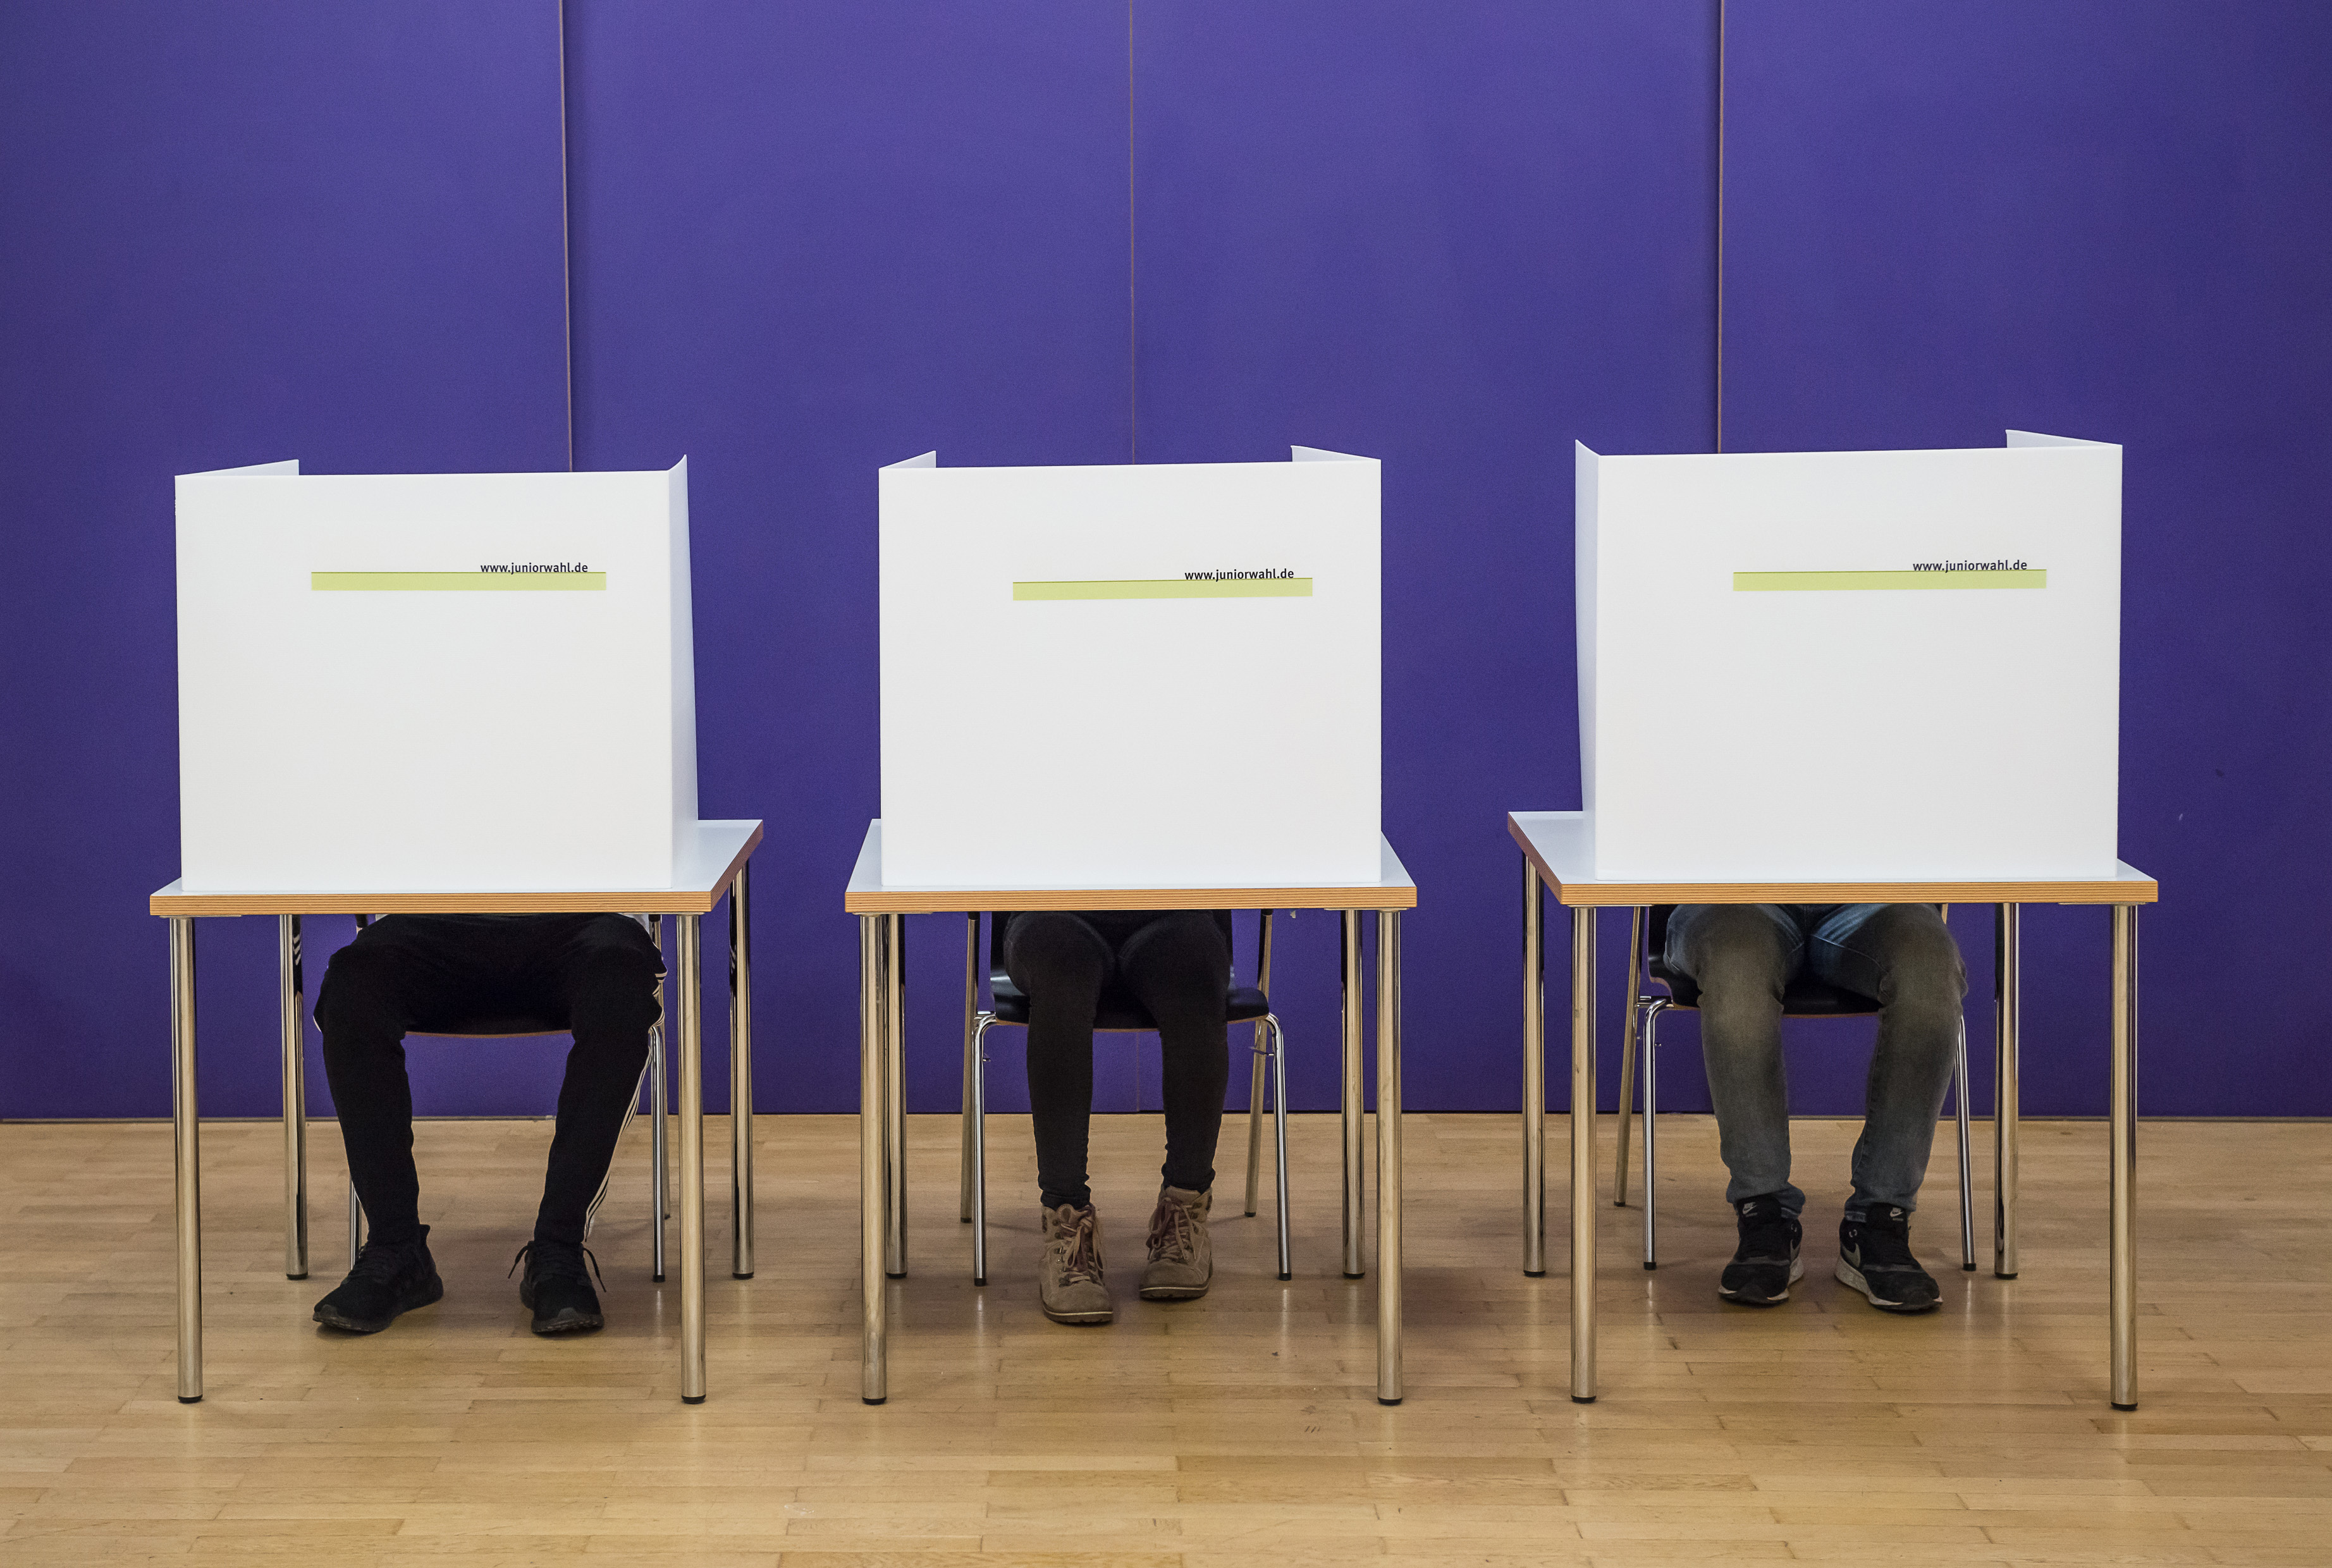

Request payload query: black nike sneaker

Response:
[511,1239,606,1334]
[1718,1195,1803,1306]
[312,1225,445,1333]
[1836,1205,1942,1313]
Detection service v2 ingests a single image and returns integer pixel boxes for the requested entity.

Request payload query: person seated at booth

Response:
[1004,909,1233,1325]
[1665,903,1965,1313]
[307,913,663,1336]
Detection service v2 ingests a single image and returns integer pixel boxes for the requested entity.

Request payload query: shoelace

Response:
[347,1238,417,1284]
[507,1240,605,1292]
[1053,1213,1103,1286]
[1148,1197,1196,1263]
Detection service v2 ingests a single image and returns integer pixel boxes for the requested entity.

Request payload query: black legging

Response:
[1003,910,1231,1211]
[314,914,662,1248]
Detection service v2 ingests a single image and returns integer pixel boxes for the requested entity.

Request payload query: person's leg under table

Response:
[1118,912,1230,1201]
[1007,912,1110,1215]
[1666,903,1805,1216]
[1803,903,1965,1225]
[532,916,661,1250]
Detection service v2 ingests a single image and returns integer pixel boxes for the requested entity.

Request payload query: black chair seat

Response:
[988,978,1272,1031]
[1646,958,1878,1018]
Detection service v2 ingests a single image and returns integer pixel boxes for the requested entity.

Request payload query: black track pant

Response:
[1003,910,1230,1210]
[314,914,663,1248]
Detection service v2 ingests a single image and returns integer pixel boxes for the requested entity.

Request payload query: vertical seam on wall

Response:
[558,0,575,472]
[1715,0,1726,455]
[1127,0,1138,465]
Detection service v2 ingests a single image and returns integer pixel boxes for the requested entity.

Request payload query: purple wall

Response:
[0,4,571,1120]
[1713,0,2332,1115]
[3,4,2324,1122]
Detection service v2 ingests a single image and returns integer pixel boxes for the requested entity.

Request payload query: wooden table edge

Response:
[1506,812,2159,907]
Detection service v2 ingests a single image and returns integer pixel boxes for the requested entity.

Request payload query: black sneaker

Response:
[510,1240,605,1334]
[1836,1206,1941,1313]
[1717,1196,1803,1306]
[313,1225,444,1333]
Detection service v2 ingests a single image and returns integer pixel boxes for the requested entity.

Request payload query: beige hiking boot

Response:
[1038,1203,1113,1325]
[1140,1185,1213,1301]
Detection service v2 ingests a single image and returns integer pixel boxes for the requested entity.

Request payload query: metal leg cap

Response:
[653,1273,666,1283]
[1995,1271,2020,1280]
[286,1272,307,1281]
[1643,1262,1657,1271]
[1277,1271,1291,1282]
[2112,1402,2137,1412]
[733,1271,754,1280]
[959,1215,972,1224]
[682,1395,706,1406]
[1523,1269,1547,1278]
[1377,1396,1402,1406]
[1571,1395,1596,1404]
[862,1396,887,1406]
[1962,1263,1977,1272]
[1342,1271,1366,1281]
[178,1395,202,1405]
[885,1271,907,1281]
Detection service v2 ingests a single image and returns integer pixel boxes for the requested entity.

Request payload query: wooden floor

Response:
[3,1112,2329,1565]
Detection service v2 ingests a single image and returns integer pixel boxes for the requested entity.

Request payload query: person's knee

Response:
[565,950,663,1044]
[1119,914,1229,998]
[1865,909,1968,1010]
[314,943,404,1039]
[1676,908,1789,1005]
[1005,914,1110,997]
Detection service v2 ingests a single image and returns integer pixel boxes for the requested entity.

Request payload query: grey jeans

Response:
[1664,903,1965,1220]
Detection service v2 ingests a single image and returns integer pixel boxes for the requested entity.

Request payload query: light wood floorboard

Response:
[2,1112,2327,1565]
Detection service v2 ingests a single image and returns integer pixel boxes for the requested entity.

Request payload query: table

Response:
[1509,811,2158,1409]
[150,818,764,1406]
[842,819,1418,1404]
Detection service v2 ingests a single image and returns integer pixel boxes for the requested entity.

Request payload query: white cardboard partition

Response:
[1576,431,2121,879]
[880,449,1381,886]
[175,460,697,891]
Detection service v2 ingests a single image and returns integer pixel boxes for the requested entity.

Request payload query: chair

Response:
[957,909,1290,1286]
[1615,903,1976,1271]
[343,912,672,1278]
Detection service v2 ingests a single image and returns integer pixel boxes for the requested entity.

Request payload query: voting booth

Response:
[879,449,1381,886]
[175,460,698,891]
[1575,431,2121,880]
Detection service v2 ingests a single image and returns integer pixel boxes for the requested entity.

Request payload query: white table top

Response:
[150,820,764,917]
[1509,811,2158,908]
[842,819,1418,914]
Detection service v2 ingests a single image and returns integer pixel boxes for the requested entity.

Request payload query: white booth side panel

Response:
[880,455,1382,887]
[175,465,696,891]
[1580,440,2121,881]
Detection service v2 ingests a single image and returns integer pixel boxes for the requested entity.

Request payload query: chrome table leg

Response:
[884,914,907,1279]
[2111,905,2140,1410]
[860,914,887,1404]
[1569,904,1597,1403]
[1341,910,1365,1279]
[279,914,308,1280]
[677,913,706,1404]
[1642,999,1660,1269]
[1375,909,1403,1405]
[728,867,754,1278]
[1521,859,1547,1276]
[1270,1015,1291,1280]
[1995,903,2022,1278]
[1245,911,1275,1218]
[1955,1016,1976,1271]
[970,1015,990,1285]
[171,917,202,1404]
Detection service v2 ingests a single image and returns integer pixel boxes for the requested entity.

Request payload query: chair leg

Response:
[1954,1015,1976,1271]
[348,1183,362,1270]
[960,912,979,1224]
[1243,1032,1268,1218]
[1269,1016,1291,1281]
[1615,907,1644,1206]
[651,1017,668,1282]
[970,1014,993,1286]
[1642,1000,1665,1270]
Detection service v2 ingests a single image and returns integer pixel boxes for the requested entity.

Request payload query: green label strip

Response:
[1014,577,1312,601]
[1733,570,2046,592]
[312,572,606,592]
